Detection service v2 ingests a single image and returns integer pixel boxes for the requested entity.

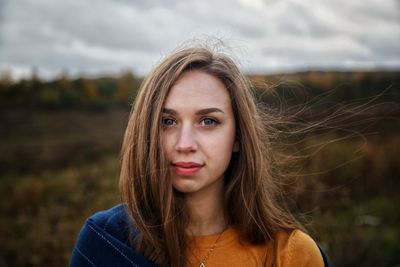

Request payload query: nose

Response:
[175,124,197,153]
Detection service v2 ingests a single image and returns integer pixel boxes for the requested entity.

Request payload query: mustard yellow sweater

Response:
[186,227,324,267]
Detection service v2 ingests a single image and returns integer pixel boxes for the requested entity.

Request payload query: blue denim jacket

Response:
[69,204,156,267]
[70,204,332,267]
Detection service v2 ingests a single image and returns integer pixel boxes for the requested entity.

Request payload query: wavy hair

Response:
[119,45,301,266]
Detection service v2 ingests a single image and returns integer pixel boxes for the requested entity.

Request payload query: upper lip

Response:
[172,161,204,168]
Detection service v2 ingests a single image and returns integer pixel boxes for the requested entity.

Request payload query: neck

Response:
[185,181,227,236]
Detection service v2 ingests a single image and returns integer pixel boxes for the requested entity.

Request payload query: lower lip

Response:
[173,166,202,176]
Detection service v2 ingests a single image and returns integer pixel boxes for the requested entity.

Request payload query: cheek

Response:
[206,127,236,158]
[161,133,174,158]
[209,137,233,152]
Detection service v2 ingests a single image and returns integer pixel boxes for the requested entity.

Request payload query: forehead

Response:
[164,70,232,110]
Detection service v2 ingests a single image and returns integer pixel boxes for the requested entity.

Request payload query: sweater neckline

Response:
[187,226,237,249]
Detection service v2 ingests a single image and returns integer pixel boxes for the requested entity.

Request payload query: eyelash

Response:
[160,117,220,127]
[161,117,176,127]
[199,117,219,126]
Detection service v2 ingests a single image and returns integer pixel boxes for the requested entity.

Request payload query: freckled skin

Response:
[161,70,237,199]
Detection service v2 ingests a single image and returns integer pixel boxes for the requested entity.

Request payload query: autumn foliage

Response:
[0,70,399,266]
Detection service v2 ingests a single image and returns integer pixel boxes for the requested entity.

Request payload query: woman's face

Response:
[161,70,237,197]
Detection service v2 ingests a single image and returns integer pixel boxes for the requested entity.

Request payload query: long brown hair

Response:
[119,45,301,266]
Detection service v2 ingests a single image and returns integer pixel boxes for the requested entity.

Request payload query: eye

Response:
[200,118,219,126]
[161,117,176,127]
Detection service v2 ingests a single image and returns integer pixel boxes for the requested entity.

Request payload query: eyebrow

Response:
[162,107,224,115]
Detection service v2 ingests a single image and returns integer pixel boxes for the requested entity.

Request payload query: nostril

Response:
[175,143,197,153]
[175,140,197,152]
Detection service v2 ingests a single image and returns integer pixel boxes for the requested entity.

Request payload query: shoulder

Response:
[70,204,156,267]
[88,204,129,230]
[273,229,325,267]
[86,203,134,243]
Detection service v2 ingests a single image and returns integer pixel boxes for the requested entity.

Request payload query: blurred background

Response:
[0,0,399,266]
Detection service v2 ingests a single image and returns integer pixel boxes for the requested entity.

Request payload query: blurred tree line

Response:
[251,71,400,107]
[0,69,142,109]
[0,69,399,109]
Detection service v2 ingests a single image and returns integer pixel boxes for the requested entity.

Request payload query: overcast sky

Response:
[0,0,399,80]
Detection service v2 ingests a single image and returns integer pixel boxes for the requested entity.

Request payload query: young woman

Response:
[70,46,331,267]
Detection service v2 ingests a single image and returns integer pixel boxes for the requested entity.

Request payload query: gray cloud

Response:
[0,0,399,80]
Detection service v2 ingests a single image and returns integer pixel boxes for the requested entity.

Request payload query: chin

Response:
[172,182,201,194]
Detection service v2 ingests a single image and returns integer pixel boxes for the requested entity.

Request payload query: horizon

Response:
[1,65,400,83]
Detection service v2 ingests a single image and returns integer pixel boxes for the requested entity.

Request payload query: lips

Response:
[172,161,204,176]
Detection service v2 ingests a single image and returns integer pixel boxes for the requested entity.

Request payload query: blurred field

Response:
[0,71,399,267]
